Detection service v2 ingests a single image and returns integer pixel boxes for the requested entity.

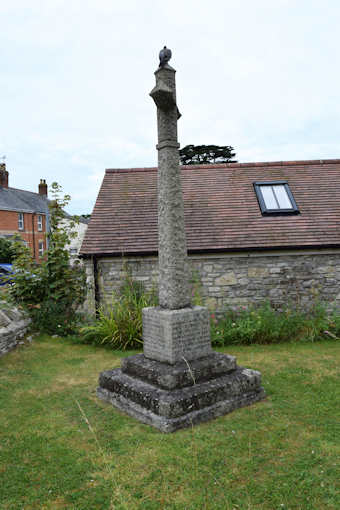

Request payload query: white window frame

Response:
[37,214,43,231]
[253,181,299,216]
[18,212,24,230]
[38,240,44,257]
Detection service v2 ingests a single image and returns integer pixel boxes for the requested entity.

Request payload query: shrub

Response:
[0,237,16,263]
[28,299,82,336]
[9,183,86,335]
[211,301,339,346]
[80,273,157,350]
[325,309,340,339]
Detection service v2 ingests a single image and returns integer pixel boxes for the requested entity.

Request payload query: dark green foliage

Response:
[27,269,86,336]
[327,308,340,337]
[210,301,340,346]
[179,144,237,165]
[80,270,158,349]
[0,237,16,262]
[9,183,86,335]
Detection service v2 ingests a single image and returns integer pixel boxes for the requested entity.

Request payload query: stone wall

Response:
[82,259,96,315]
[0,307,31,356]
[83,248,340,313]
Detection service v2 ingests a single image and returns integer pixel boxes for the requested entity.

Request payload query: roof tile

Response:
[80,159,340,255]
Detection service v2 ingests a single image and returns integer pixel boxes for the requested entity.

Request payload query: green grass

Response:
[0,336,339,510]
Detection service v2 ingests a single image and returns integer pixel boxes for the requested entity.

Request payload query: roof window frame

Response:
[253,181,299,216]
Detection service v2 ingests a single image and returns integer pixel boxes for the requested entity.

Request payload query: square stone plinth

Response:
[121,352,237,390]
[97,361,265,433]
[143,306,212,364]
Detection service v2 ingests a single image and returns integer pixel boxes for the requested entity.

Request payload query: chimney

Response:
[39,179,48,197]
[0,163,9,188]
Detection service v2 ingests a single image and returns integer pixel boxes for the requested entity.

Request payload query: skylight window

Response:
[253,181,299,215]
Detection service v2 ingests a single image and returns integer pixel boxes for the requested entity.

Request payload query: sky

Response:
[1,0,340,214]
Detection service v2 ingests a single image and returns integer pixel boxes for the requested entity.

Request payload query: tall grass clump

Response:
[211,301,340,346]
[80,273,157,350]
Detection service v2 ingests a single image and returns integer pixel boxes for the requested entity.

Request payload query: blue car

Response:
[0,263,15,286]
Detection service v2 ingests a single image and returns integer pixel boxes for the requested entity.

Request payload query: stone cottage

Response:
[80,158,340,313]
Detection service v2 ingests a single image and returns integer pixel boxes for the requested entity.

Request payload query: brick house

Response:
[0,163,49,262]
[80,159,340,313]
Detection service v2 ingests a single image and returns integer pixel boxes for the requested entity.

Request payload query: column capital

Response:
[154,63,176,75]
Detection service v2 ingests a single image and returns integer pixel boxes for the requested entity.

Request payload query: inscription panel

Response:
[143,306,212,364]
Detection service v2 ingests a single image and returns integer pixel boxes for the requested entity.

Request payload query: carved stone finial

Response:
[159,46,172,67]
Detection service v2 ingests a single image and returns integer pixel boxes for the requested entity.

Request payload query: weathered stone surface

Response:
[0,310,10,327]
[97,364,265,432]
[121,352,236,389]
[215,271,237,286]
[0,307,31,356]
[152,64,190,310]
[248,267,269,278]
[81,261,96,316]
[157,146,190,309]
[98,385,264,433]
[150,76,176,111]
[205,297,217,310]
[143,306,212,364]
[87,250,340,314]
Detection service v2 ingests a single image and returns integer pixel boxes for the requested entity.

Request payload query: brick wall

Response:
[83,248,340,314]
[0,210,47,262]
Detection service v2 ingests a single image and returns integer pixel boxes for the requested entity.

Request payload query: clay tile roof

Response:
[80,159,340,256]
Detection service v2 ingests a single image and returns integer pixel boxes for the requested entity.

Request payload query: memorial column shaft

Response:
[153,66,190,310]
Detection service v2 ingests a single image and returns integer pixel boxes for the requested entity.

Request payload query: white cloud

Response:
[1,1,339,213]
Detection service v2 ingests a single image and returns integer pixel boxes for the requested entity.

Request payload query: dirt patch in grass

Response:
[41,497,69,509]
[53,375,96,387]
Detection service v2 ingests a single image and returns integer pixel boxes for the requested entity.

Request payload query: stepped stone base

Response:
[97,353,265,432]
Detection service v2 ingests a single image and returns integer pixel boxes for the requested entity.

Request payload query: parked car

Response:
[0,263,15,286]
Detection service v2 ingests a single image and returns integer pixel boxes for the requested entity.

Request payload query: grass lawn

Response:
[0,336,339,510]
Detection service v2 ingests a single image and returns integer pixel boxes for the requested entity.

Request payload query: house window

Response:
[37,215,43,231]
[38,240,44,257]
[18,212,24,230]
[253,181,299,215]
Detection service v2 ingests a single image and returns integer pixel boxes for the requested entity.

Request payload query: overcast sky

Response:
[1,0,339,214]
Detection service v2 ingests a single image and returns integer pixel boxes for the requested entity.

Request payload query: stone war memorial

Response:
[97,47,265,432]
